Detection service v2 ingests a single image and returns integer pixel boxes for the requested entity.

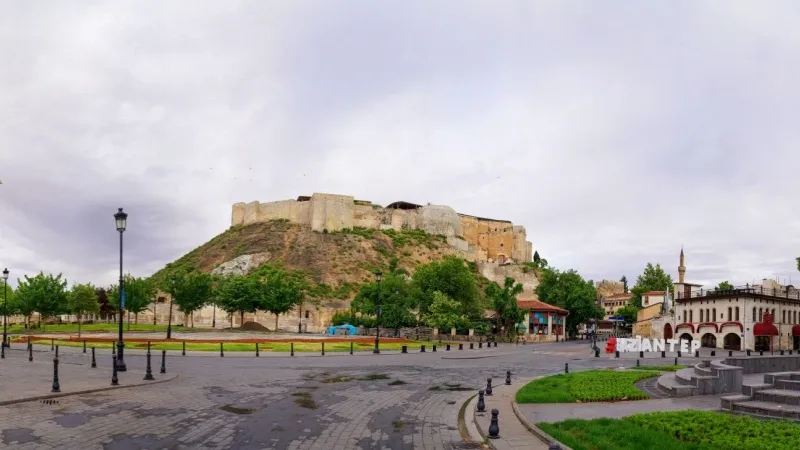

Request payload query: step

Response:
[742,383,773,396]
[656,373,695,398]
[675,368,696,385]
[753,389,800,405]
[694,365,712,376]
[720,394,750,409]
[764,372,800,384]
[731,400,800,420]
[775,379,800,391]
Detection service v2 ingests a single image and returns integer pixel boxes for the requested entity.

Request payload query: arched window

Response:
[690,310,693,322]
[759,308,763,321]
[735,307,739,321]
[728,307,732,321]
[772,309,776,321]
[783,310,786,323]
[700,310,704,322]
[683,310,687,323]
[713,308,716,322]
[795,311,798,324]
[753,307,757,322]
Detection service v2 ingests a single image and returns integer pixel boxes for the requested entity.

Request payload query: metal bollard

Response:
[55,345,59,358]
[220,342,224,357]
[1,343,4,359]
[661,351,666,358]
[488,409,500,439]
[677,351,681,357]
[477,390,486,412]
[401,345,407,354]
[322,342,325,356]
[420,345,426,353]
[51,357,61,393]
[350,342,353,355]
[565,363,569,373]
[615,350,619,358]
[636,359,640,367]
[639,351,644,358]
[674,357,678,365]
[494,341,498,348]
[432,345,437,352]
[595,349,599,358]
[91,347,96,368]
[747,350,751,356]
[446,344,450,351]
[695,350,699,358]
[111,356,119,386]
[760,351,763,356]
[291,342,294,357]
[505,370,511,385]
[83,340,87,353]
[486,378,493,396]
[729,350,733,357]
[478,342,482,349]
[711,351,715,356]
[112,341,116,356]
[469,343,474,350]
[51,338,54,351]
[256,343,260,357]
[29,343,33,362]
[459,343,463,350]
[182,341,186,356]
[144,347,155,381]
[160,350,166,374]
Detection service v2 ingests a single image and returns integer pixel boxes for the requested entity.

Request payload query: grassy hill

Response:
[151,220,463,303]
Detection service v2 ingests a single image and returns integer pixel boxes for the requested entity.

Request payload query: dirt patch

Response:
[240,321,269,332]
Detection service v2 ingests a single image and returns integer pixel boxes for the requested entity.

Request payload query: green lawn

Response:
[8,323,175,333]
[30,339,449,353]
[515,370,659,403]
[631,365,686,372]
[539,410,800,450]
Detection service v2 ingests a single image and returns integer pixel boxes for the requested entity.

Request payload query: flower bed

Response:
[515,370,659,403]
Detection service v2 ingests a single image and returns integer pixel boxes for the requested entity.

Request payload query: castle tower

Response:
[678,247,685,284]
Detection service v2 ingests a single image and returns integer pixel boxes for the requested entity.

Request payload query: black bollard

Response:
[182,341,186,356]
[112,341,116,356]
[615,350,619,358]
[256,343,260,357]
[446,344,451,351]
[83,340,87,353]
[51,357,60,393]
[477,390,486,412]
[459,343,463,350]
[91,347,96,368]
[220,342,224,357]
[711,351,716,356]
[51,338,54,351]
[322,342,325,356]
[595,349,600,357]
[747,350,751,356]
[402,345,407,354]
[760,351,763,356]
[636,359,640,367]
[565,363,569,373]
[661,351,666,358]
[494,341,498,348]
[674,357,678,365]
[729,350,733,357]
[29,343,33,362]
[505,370,511,385]
[432,345,437,352]
[695,350,699,358]
[55,345,59,358]
[677,351,681,357]
[27,336,31,350]
[160,350,166,374]
[469,343,474,350]
[486,378,493,396]
[144,349,155,381]
[291,342,294,357]
[350,342,353,355]
[781,350,785,356]
[111,356,119,386]
[639,351,644,358]
[420,345,426,353]
[478,342,482,349]
[488,409,500,439]
[1,344,4,359]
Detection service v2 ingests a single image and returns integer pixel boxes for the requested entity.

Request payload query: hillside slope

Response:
[152,220,462,301]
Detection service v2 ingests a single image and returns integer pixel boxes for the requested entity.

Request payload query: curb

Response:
[440,352,511,360]
[0,373,179,407]
[511,400,572,450]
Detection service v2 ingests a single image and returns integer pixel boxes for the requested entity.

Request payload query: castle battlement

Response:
[232,193,533,263]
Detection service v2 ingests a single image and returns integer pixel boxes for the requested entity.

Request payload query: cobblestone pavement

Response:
[0,340,698,449]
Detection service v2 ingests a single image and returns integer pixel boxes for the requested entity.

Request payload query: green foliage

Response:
[515,370,658,404]
[616,304,639,325]
[380,228,445,249]
[411,256,479,318]
[331,310,357,326]
[535,268,603,337]
[715,280,734,291]
[260,267,304,328]
[14,272,69,324]
[68,283,99,315]
[215,274,262,324]
[167,272,213,321]
[334,227,376,239]
[108,276,155,315]
[629,263,673,308]
[2,283,16,316]
[797,256,800,272]
[542,410,800,450]
[424,291,467,331]
[485,277,525,336]
[351,273,416,329]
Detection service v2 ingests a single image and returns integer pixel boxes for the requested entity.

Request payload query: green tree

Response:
[485,277,525,337]
[68,283,99,338]
[423,291,466,332]
[535,267,603,338]
[168,272,213,327]
[351,273,416,331]
[797,256,800,271]
[216,274,262,327]
[716,281,734,291]
[411,256,479,318]
[14,272,68,329]
[616,304,638,325]
[109,276,157,329]
[629,263,674,308]
[2,284,15,317]
[260,269,304,331]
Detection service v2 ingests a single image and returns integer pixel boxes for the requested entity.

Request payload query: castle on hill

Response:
[232,192,533,263]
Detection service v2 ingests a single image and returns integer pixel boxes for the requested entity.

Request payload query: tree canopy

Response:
[215,274,262,326]
[485,277,525,336]
[411,256,479,318]
[351,272,416,330]
[14,272,69,327]
[108,276,156,319]
[629,263,673,308]
[535,267,603,337]
[260,268,304,330]
[424,291,466,332]
[616,304,638,325]
[167,272,213,326]
[716,281,734,291]
[68,283,99,337]
[620,275,628,293]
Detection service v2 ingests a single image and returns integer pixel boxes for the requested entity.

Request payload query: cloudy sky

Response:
[2,1,799,289]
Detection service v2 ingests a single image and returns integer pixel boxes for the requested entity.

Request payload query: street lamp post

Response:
[167,276,175,339]
[588,318,597,353]
[2,268,9,348]
[212,301,216,329]
[373,270,382,354]
[114,208,127,372]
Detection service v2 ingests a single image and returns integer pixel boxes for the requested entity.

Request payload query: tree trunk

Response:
[78,314,82,339]
[127,311,130,331]
[135,313,138,324]
[275,313,279,331]
[240,311,244,328]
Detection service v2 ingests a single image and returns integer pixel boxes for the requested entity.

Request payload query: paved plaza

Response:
[0,339,707,449]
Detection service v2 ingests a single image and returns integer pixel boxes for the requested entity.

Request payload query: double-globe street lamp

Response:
[2,268,9,348]
[373,270,382,354]
[114,208,128,371]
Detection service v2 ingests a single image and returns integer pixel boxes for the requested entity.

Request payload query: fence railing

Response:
[675,285,800,301]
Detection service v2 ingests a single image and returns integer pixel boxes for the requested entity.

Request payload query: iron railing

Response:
[675,285,800,301]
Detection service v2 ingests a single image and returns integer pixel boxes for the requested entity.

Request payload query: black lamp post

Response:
[588,318,597,353]
[113,208,127,371]
[373,270,382,354]
[167,275,175,339]
[212,301,216,329]
[2,268,8,348]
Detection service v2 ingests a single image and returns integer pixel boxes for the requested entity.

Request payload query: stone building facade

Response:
[231,193,533,263]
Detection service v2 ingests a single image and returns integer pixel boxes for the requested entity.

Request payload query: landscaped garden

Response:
[7,323,174,333]
[539,410,800,450]
[515,370,660,403]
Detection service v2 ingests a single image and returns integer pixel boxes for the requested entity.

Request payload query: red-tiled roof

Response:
[643,291,666,295]
[606,293,631,299]
[517,299,569,314]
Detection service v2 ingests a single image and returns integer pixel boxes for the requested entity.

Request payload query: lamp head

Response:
[114,208,128,232]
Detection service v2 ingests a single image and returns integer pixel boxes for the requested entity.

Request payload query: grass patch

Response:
[516,370,659,403]
[11,323,174,333]
[358,374,390,381]
[294,397,318,410]
[631,365,686,372]
[219,405,254,415]
[388,380,407,386]
[392,420,405,431]
[540,410,800,450]
[429,386,442,391]
[298,386,319,390]
[321,376,352,384]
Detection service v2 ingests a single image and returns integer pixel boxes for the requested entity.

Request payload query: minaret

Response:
[678,247,685,284]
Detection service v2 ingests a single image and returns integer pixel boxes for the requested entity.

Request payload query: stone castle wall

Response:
[232,193,533,263]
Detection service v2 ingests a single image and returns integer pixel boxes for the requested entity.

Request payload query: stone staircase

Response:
[721,371,800,420]
[656,359,742,397]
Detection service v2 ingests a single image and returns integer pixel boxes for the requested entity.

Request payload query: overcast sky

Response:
[2,1,799,290]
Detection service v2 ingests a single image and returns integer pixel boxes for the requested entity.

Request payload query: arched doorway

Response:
[723,333,741,351]
[679,333,693,343]
[663,323,673,340]
[755,336,771,352]
[701,333,717,348]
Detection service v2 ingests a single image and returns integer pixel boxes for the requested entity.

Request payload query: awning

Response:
[720,321,744,332]
[676,323,695,333]
[792,325,800,337]
[753,322,779,336]
[697,322,718,333]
